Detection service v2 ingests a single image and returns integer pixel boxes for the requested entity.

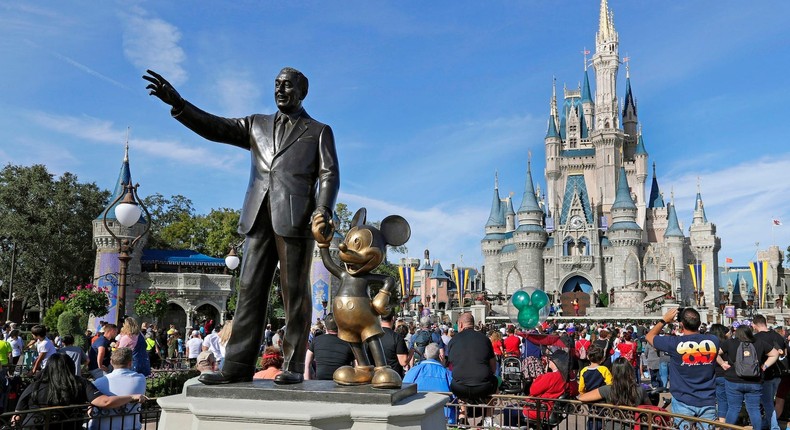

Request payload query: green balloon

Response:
[512,290,530,309]
[518,307,540,329]
[530,289,549,309]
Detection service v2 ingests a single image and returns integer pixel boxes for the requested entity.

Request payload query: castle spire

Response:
[611,166,636,210]
[598,0,613,41]
[485,172,505,228]
[97,139,137,222]
[518,156,542,214]
[664,202,684,237]
[647,162,665,208]
[693,178,709,225]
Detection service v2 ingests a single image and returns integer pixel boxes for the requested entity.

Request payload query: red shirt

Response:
[617,341,638,366]
[504,335,521,356]
[491,339,504,357]
[523,372,568,419]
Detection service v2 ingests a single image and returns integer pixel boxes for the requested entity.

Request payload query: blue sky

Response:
[1,1,789,270]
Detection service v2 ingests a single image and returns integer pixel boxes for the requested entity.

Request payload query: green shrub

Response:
[146,370,199,397]
[43,301,67,334]
[57,310,85,349]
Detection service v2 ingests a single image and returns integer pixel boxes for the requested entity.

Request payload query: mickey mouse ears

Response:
[380,215,410,247]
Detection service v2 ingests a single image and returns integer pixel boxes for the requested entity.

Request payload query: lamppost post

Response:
[102,182,150,326]
[0,238,17,319]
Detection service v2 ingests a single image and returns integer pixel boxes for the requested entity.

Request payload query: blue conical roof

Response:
[581,69,593,103]
[546,114,559,138]
[97,147,145,223]
[505,197,515,217]
[611,167,636,210]
[485,180,505,228]
[694,192,708,223]
[648,164,665,208]
[579,110,590,139]
[664,203,684,237]
[518,163,542,213]
[623,76,636,116]
[430,262,451,280]
[635,134,647,155]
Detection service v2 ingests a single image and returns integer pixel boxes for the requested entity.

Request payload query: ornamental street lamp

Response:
[102,182,150,326]
[0,237,16,320]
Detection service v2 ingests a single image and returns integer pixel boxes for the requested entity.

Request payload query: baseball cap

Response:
[197,351,215,365]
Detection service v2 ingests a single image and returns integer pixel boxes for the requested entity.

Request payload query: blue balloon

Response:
[512,290,530,310]
[530,290,550,309]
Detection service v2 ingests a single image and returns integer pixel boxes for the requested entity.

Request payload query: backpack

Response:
[412,330,432,363]
[735,341,761,378]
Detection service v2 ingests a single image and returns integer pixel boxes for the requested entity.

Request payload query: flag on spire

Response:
[773,218,782,226]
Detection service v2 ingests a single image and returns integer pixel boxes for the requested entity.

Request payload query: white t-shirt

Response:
[187,337,203,359]
[37,338,57,368]
[202,332,223,361]
[11,337,23,357]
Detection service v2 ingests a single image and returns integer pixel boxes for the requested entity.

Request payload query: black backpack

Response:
[412,330,432,363]
[735,341,761,378]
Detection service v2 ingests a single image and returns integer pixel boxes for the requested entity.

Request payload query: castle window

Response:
[569,125,577,134]
[569,138,577,148]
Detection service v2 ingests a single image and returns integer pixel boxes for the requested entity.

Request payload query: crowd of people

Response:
[6,305,790,429]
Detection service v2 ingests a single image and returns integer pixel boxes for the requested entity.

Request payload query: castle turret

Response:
[688,185,721,307]
[92,145,148,328]
[664,200,685,296]
[484,173,506,235]
[608,167,642,287]
[515,159,548,291]
[482,174,507,294]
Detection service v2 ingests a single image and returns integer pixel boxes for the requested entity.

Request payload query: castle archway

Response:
[561,275,593,294]
[560,275,593,316]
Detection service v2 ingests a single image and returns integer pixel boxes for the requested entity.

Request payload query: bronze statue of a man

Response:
[144,68,339,385]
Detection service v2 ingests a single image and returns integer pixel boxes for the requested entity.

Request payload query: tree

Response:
[0,164,109,314]
[141,193,195,250]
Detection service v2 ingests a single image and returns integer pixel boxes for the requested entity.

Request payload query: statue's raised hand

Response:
[143,70,184,109]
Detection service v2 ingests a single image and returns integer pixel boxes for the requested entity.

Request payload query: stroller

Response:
[500,355,526,394]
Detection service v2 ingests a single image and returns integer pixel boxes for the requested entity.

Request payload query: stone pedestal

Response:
[661,302,680,316]
[611,289,647,309]
[158,380,447,429]
[471,304,486,324]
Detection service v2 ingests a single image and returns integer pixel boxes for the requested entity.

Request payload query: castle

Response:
[481,0,721,314]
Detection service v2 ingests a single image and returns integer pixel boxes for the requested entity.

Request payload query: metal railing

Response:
[444,394,748,430]
[0,398,161,429]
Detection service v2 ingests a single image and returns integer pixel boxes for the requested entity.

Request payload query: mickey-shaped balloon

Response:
[312,207,410,389]
[510,288,551,329]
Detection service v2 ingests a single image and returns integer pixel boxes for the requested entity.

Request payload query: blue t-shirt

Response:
[88,336,111,370]
[653,333,719,406]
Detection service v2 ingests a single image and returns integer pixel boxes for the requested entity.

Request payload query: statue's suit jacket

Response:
[173,101,339,237]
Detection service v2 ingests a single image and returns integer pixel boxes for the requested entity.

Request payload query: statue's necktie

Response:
[276,115,290,152]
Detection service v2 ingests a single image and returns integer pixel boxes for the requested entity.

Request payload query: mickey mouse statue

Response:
[312,207,410,389]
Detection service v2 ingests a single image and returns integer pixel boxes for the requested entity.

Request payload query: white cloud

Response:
[665,153,790,263]
[121,7,187,86]
[339,192,488,268]
[25,111,244,171]
[214,72,263,117]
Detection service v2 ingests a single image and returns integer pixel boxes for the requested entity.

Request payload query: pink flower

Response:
[76,285,82,290]
[140,300,146,305]
[155,299,161,304]
[60,296,66,301]
[134,289,141,294]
